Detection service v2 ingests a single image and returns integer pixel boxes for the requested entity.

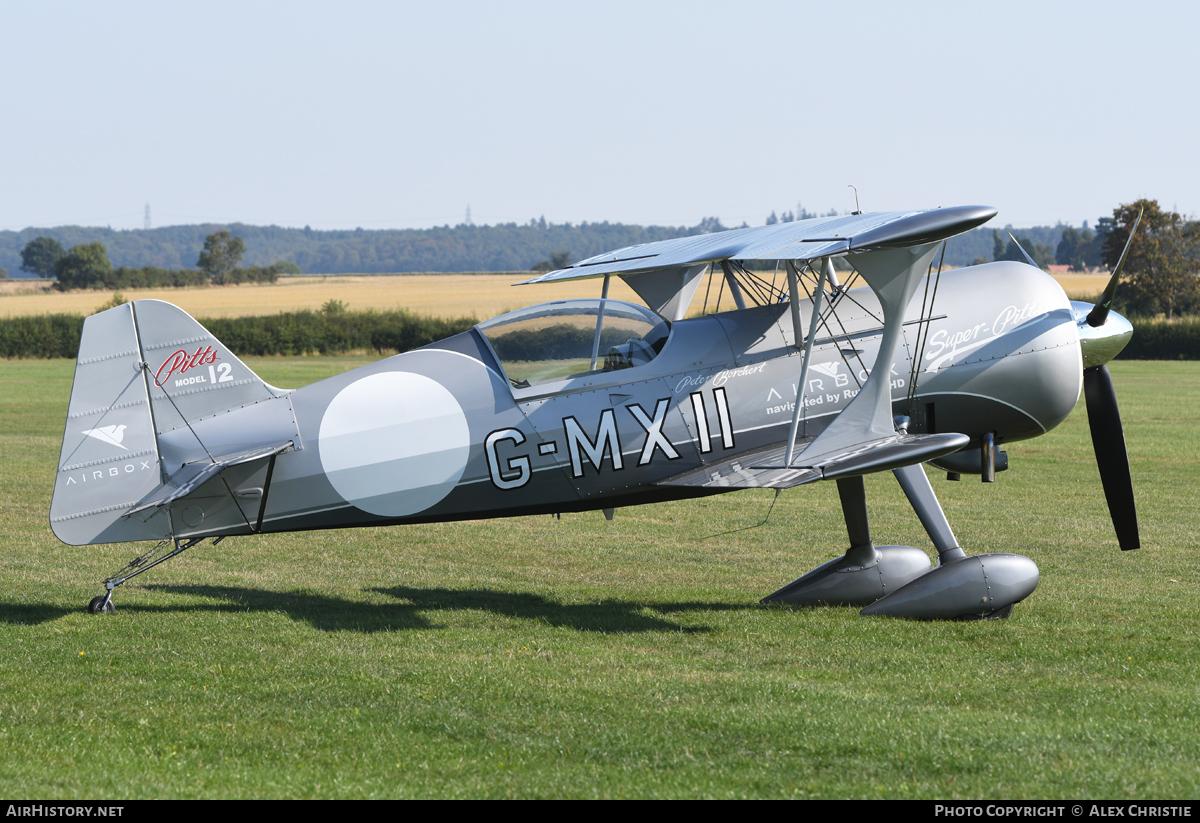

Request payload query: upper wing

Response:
[520,204,994,488]
[517,206,996,284]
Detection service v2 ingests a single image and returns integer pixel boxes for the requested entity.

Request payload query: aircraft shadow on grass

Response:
[0,603,78,625]
[115,584,750,634]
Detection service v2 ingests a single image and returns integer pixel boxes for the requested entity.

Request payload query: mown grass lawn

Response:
[0,358,1196,798]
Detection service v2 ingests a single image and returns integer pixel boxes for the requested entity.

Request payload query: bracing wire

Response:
[146,365,217,465]
[738,262,788,304]
[824,271,882,325]
[730,261,772,306]
[905,242,947,415]
[717,260,790,308]
[701,489,782,539]
[801,267,872,390]
[905,253,939,411]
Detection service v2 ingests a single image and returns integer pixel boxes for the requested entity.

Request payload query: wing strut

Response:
[790,242,943,466]
[784,257,831,467]
[588,275,612,370]
[784,261,804,350]
[718,261,747,310]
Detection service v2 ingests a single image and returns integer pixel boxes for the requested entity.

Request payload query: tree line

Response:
[985,199,1200,319]
[1100,199,1199,319]
[18,232,299,290]
[0,216,1071,275]
[0,220,718,277]
[9,200,1196,319]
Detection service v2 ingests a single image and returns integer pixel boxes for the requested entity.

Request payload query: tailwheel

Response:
[89,535,217,617]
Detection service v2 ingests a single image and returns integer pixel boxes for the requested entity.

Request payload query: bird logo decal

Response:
[82,424,128,450]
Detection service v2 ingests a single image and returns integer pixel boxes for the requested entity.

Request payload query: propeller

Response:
[1083,364,1139,550]
[1087,208,1143,328]
[1008,232,1041,269]
[1078,208,1144,551]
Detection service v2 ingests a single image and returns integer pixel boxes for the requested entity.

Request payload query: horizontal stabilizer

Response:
[125,441,294,519]
[656,433,968,490]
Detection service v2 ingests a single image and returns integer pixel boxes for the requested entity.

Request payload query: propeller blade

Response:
[1087,207,1143,328]
[1008,233,1041,269]
[1083,364,1139,550]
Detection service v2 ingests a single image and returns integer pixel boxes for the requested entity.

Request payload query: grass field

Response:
[0,358,1197,798]
[0,270,1111,321]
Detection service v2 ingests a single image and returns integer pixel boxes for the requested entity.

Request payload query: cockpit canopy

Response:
[476,299,671,389]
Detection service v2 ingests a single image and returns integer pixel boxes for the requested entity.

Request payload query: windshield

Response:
[477,299,670,389]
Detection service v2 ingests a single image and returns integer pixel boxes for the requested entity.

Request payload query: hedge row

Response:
[202,309,477,356]
[0,309,477,359]
[0,314,85,358]
[1117,317,1200,360]
[57,265,281,290]
[2,310,1198,360]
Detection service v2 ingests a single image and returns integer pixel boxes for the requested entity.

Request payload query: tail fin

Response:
[51,299,296,546]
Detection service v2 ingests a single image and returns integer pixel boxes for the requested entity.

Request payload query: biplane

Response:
[50,205,1141,619]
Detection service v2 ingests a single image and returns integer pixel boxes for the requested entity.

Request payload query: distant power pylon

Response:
[465,205,472,226]
[144,203,151,231]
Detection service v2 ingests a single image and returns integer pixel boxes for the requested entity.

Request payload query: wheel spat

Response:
[1083,364,1139,550]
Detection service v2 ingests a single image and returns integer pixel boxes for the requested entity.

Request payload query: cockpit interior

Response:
[476,299,671,389]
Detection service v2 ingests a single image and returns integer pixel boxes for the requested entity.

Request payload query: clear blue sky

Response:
[1,0,1195,232]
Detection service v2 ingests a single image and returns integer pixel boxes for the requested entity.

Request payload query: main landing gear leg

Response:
[86,535,222,614]
[761,475,932,606]
[860,464,1039,619]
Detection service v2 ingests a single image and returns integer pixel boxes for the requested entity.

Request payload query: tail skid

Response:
[51,300,301,547]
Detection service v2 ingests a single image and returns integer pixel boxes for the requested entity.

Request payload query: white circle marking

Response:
[318,372,471,517]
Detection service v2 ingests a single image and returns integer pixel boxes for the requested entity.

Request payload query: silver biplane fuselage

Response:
[50,262,1079,536]
[50,206,1139,619]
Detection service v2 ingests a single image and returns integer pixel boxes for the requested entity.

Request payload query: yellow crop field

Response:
[1050,271,1109,299]
[0,269,1111,320]
[0,274,646,320]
